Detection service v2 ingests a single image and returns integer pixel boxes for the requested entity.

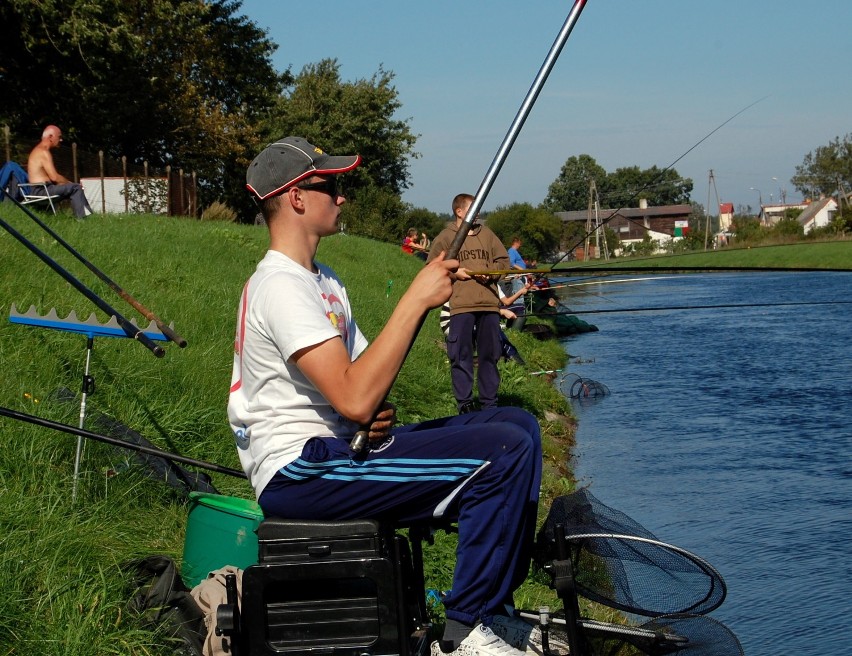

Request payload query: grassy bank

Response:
[0,209,574,654]
[559,239,852,271]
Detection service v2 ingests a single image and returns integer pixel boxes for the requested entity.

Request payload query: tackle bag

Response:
[126,555,206,656]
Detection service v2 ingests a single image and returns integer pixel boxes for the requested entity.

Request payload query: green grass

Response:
[555,239,852,271]
[0,207,574,654]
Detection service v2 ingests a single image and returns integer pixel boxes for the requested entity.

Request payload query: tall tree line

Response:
[0,0,418,220]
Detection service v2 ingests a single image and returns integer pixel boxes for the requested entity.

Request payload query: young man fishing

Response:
[228,137,560,656]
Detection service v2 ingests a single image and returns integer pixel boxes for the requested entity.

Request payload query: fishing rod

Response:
[3,197,187,347]
[472,268,555,277]
[0,213,166,358]
[523,298,852,318]
[351,0,591,454]
[550,265,852,274]
[0,405,246,479]
[445,0,589,260]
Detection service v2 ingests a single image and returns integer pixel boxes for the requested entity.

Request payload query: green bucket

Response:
[181,492,264,588]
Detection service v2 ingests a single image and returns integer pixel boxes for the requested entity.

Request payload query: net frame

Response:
[562,532,727,617]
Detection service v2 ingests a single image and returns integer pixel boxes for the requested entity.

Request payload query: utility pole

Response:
[705,170,721,250]
[595,187,610,260]
[584,180,608,261]
[837,175,849,211]
[584,180,593,261]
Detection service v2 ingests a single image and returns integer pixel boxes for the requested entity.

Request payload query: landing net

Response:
[535,489,726,617]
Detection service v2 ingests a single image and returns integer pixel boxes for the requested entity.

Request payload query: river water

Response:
[552,271,852,656]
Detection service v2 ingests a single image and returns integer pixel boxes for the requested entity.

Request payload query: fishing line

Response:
[548,95,770,269]
[551,265,852,274]
[553,239,852,274]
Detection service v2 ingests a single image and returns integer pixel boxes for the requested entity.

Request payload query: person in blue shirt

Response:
[507,237,528,295]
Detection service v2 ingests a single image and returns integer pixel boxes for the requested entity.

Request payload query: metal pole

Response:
[72,336,95,501]
[0,405,246,479]
[351,0,590,454]
[446,0,589,259]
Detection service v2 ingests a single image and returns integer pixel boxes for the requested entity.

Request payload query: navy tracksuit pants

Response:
[259,407,542,627]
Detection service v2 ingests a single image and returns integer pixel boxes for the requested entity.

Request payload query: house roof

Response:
[796,197,836,226]
[719,202,734,214]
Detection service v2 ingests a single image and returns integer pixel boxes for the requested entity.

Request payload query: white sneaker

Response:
[431,624,525,656]
[490,614,570,656]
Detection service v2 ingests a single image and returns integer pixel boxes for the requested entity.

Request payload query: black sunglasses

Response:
[295,178,339,197]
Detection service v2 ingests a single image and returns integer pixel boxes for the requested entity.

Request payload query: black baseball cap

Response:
[246,136,361,200]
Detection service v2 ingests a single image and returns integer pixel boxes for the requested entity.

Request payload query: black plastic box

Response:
[240,518,420,656]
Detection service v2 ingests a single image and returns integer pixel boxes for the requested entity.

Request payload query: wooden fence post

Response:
[166,165,172,216]
[122,156,128,213]
[3,125,10,162]
[98,150,106,214]
[144,160,150,214]
[179,168,185,217]
[72,142,79,182]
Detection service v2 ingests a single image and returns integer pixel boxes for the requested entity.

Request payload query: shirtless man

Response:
[28,125,93,218]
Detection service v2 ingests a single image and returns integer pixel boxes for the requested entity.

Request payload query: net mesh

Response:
[561,372,610,399]
[535,489,726,617]
[578,614,743,656]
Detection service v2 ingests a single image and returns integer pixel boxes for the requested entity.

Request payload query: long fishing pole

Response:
[445,0,589,260]
[4,197,187,347]
[351,0,591,453]
[0,405,246,478]
[548,265,852,274]
[548,95,770,272]
[524,298,852,317]
[0,214,166,357]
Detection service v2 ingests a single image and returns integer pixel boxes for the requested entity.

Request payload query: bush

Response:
[200,201,238,222]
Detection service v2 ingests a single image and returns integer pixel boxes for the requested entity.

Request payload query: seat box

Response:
[258,518,389,563]
[241,518,407,656]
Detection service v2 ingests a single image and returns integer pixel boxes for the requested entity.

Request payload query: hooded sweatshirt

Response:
[427,222,509,315]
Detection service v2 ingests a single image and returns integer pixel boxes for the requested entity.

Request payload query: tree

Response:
[338,185,409,244]
[1,0,283,212]
[484,203,562,261]
[541,154,606,212]
[263,59,419,199]
[403,207,447,244]
[542,154,692,212]
[770,218,804,240]
[602,166,692,207]
[791,133,852,201]
[731,215,763,244]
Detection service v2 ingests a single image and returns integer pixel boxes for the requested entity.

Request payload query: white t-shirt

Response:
[227,250,369,497]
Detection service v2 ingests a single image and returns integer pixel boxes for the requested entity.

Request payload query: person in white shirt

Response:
[228,136,554,656]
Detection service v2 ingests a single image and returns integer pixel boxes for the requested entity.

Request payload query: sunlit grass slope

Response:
[0,208,572,654]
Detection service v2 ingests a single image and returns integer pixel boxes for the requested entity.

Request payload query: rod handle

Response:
[351,429,370,454]
[156,321,188,348]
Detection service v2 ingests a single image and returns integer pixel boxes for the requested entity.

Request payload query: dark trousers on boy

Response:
[447,311,501,412]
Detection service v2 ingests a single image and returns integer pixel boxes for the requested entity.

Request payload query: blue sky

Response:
[239,0,851,215]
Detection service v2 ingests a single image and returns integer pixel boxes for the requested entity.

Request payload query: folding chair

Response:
[17,181,61,214]
[0,161,61,215]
